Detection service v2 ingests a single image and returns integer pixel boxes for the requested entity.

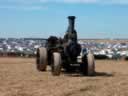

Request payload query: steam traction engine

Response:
[36,16,95,76]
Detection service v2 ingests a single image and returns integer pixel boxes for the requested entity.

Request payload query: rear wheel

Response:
[51,52,62,76]
[81,51,95,76]
[36,47,47,71]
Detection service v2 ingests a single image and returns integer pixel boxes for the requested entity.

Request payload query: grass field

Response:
[0,57,128,96]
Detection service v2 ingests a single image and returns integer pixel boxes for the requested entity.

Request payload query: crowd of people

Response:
[79,40,128,60]
[0,38,46,57]
[0,38,128,59]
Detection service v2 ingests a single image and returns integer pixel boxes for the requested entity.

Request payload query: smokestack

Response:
[68,16,76,33]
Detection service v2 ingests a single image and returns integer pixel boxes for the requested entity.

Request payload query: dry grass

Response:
[0,57,128,96]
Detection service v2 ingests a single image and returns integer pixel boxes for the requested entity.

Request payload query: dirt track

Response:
[0,57,128,96]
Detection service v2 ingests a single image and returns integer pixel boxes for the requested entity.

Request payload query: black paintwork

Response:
[46,16,81,69]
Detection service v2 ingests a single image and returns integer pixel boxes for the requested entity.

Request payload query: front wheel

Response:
[81,51,95,76]
[51,52,62,76]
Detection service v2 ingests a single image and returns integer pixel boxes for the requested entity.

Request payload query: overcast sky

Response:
[0,0,128,38]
